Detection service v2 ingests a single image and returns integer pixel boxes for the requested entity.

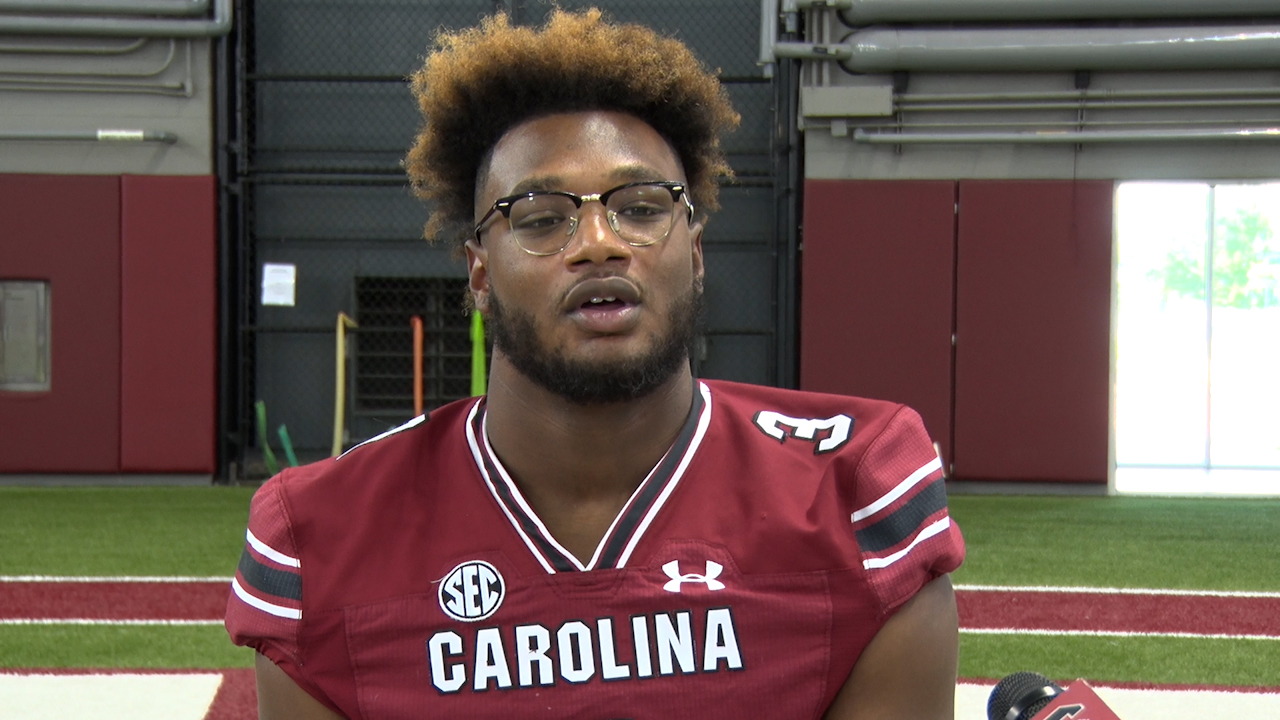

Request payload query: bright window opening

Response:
[1115,182,1280,495]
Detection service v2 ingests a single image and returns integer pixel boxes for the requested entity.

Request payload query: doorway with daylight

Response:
[1114,182,1280,495]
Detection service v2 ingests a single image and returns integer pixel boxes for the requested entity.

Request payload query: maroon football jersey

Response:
[226,380,964,719]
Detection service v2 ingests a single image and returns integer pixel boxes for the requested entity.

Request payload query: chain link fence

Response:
[227,0,784,478]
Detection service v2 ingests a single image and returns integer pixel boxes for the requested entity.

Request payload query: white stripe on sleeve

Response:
[231,577,302,620]
[246,529,300,568]
[861,516,951,570]
[851,455,942,523]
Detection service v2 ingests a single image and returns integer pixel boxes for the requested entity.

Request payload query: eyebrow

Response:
[505,165,673,197]
[610,164,670,185]
[507,175,563,196]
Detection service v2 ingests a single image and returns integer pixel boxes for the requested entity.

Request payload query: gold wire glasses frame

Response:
[473,181,695,256]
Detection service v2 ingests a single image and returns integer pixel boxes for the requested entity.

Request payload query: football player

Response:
[229,9,964,719]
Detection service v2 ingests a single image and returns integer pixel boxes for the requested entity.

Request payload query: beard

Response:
[485,281,703,405]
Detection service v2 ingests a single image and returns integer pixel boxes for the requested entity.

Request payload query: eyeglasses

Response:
[473,181,695,256]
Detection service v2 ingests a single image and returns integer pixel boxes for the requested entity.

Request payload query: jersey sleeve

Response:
[849,405,965,613]
[225,475,304,667]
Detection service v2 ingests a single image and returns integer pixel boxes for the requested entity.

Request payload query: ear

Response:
[688,220,705,288]
[464,239,491,314]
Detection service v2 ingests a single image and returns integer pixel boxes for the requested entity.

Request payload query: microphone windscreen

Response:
[987,671,1064,720]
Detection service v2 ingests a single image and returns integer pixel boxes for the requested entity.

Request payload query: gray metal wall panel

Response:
[703,186,772,245]
[703,249,775,333]
[253,184,430,240]
[537,0,761,79]
[253,0,491,76]
[701,335,772,385]
[0,40,214,175]
[242,0,781,458]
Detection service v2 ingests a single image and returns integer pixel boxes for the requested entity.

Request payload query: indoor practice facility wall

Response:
[801,179,956,465]
[120,175,216,473]
[952,180,1112,483]
[798,179,1112,483]
[0,175,121,472]
[0,173,217,474]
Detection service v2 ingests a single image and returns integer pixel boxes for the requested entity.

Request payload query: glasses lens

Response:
[508,194,579,254]
[606,184,678,245]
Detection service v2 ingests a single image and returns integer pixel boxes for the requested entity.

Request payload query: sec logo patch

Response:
[438,560,505,622]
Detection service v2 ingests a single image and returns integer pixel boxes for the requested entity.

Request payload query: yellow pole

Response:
[471,311,487,397]
[332,312,358,457]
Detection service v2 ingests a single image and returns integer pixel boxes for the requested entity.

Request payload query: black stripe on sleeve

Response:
[854,478,948,554]
[238,547,303,601]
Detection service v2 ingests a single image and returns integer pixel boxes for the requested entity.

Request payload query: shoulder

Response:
[700,380,963,610]
[703,378,901,419]
[269,397,477,515]
[701,378,918,460]
[226,397,480,638]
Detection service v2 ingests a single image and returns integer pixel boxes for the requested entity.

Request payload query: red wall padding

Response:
[0,175,121,472]
[800,180,957,462]
[120,175,216,472]
[952,181,1113,483]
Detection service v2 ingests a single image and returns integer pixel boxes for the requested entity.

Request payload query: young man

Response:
[227,9,964,719]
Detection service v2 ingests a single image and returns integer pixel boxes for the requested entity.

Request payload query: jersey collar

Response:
[465,381,713,573]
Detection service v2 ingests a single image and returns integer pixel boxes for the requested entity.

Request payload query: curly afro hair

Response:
[405,8,740,248]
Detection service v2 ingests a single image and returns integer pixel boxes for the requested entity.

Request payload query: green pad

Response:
[277,424,299,468]
[254,400,280,477]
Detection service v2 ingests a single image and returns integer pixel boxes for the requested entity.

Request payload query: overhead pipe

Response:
[0,128,178,142]
[825,0,1280,24]
[900,98,1280,113]
[0,39,192,95]
[0,0,228,36]
[759,0,778,76]
[775,41,852,61]
[852,127,1280,144]
[825,25,1280,73]
[0,80,188,95]
[848,118,1280,131]
[0,0,206,15]
[0,39,178,78]
[899,87,1280,104]
[0,37,147,53]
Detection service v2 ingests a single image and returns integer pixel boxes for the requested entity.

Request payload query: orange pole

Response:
[411,316,424,416]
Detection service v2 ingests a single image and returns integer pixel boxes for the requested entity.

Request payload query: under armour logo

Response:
[662,560,726,593]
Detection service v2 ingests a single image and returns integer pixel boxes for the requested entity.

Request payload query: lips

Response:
[563,277,642,334]
[563,277,641,312]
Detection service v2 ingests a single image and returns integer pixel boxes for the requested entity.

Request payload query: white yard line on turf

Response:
[6,579,1274,596]
[955,682,1280,720]
[3,675,1274,720]
[0,672,223,720]
[0,576,232,583]
[955,584,1280,598]
[961,627,1280,641]
[0,619,223,626]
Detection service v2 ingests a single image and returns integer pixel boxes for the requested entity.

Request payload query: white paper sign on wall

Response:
[262,263,297,307]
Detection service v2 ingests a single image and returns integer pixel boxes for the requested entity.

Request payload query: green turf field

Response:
[962,634,1279,688]
[2,488,1277,685]
[0,625,253,668]
[0,487,255,577]
[948,495,1280,592]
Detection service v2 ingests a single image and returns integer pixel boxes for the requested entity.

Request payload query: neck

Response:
[482,352,696,503]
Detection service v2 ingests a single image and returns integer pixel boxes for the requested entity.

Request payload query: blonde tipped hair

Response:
[405,8,740,246]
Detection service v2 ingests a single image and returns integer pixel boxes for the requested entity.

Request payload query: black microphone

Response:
[987,671,1064,720]
[987,672,1123,720]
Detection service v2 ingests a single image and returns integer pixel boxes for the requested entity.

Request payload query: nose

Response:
[562,203,633,266]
